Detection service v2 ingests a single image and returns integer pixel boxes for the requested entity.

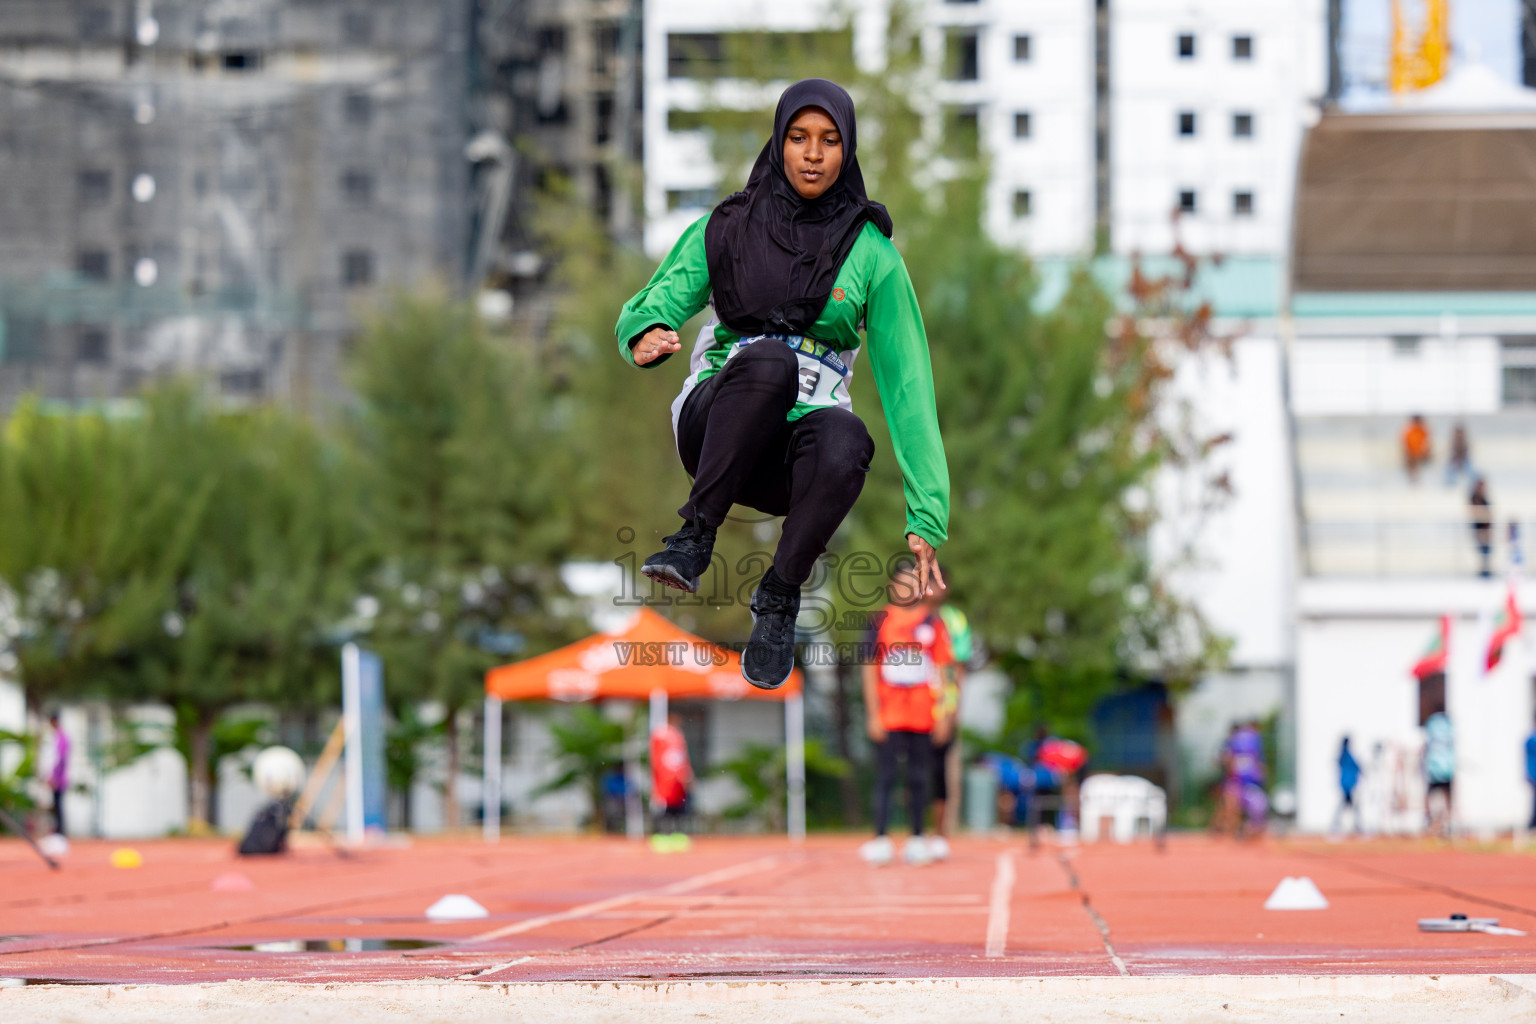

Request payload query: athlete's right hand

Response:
[867,720,887,744]
[632,327,681,366]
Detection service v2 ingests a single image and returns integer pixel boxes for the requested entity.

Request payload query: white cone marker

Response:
[1264,876,1329,910]
[426,894,489,920]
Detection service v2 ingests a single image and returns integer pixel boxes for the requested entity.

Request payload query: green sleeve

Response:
[614,215,713,368]
[863,246,950,549]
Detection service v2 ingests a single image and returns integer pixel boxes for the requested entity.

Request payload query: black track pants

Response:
[675,340,875,587]
[873,730,933,837]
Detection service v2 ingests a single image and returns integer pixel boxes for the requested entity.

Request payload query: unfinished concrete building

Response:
[485,0,643,333]
[0,0,475,413]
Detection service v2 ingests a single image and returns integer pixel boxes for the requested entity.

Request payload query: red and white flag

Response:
[1411,615,1450,681]
[1485,584,1523,673]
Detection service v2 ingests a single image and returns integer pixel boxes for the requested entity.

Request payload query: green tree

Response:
[532,703,629,827]
[0,389,358,829]
[95,389,358,828]
[0,399,190,718]
[347,290,579,829]
[715,738,849,831]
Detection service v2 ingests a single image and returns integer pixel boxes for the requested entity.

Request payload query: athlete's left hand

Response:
[906,534,945,596]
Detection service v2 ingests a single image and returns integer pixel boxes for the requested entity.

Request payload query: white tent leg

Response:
[628,691,667,840]
[483,696,502,843]
[786,694,806,842]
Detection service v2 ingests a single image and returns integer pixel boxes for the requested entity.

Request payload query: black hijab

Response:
[704,79,893,336]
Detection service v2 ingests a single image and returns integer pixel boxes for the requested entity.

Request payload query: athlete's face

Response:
[782,107,843,200]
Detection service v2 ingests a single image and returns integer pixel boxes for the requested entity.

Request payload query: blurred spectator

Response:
[650,711,693,835]
[1444,423,1473,487]
[1216,720,1267,837]
[1401,414,1432,482]
[1525,717,1536,831]
[1033,733,1088,833]
[859,563,952,867]
[1423,711,1455,837]
[47,712,69,837]
[927,594,971,859]
[1468,478,1493,578]
[976,751,1033,826]
[600,766,630,834]
[1331,736,1362,836]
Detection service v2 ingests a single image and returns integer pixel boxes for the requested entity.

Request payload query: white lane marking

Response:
[1083,900,1131,977]
[456,955,534,980]
[984,851,1017,958]
[466,855,781,943]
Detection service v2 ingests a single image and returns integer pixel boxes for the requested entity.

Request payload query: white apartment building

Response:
[643,0,1326,260]
[1110,0,1326,257]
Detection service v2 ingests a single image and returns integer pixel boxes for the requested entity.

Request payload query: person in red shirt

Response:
[860,563,953,865]
[651,711,693,835]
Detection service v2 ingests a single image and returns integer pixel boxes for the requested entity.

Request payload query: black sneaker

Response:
[641,516,716,593]
[742,568,799,690]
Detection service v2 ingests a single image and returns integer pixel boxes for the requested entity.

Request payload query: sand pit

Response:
[4,975,1536,1024]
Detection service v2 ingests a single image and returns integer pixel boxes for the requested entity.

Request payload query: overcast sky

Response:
[1342,0,1523,98]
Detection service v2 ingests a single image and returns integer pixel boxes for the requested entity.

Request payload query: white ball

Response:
[252,746,306,800]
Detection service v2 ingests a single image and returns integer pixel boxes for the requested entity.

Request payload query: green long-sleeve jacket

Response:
[615,214,950,550]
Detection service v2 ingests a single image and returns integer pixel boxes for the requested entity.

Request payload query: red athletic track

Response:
[1,834,1533,985]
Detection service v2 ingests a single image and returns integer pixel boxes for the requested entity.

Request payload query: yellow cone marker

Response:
[110,848,143,869]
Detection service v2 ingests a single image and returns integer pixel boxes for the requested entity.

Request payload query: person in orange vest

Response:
[1401,414,1432,482]
[860,562,953,866]
[651,711,693,837]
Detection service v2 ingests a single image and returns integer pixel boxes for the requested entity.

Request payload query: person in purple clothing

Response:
[1219,720,1267,837]
[47,712,69,836]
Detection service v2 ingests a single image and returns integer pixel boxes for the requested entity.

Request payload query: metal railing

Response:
[1303,519,1530,577]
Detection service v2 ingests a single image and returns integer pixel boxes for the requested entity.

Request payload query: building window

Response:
[945,29,980,81]
[1177,111,1196,136]
[1177,33,1196,59]
[1233,35,1254,60]
[220,369,264,395]
[1501,337,1536,406]
[667,33,723,78]
[537,26,566,54]
[1233,112,1254,138]
[1178,190,1197,213]
[77,250,110,281]
[221,51,262,72]
[666,188,715,212]
[342,9,374,44]
[1014,112,1032,139]
[76,327,109,364]
[341,170,374,204]
[1014,34,1031,61]
[595,94,614,145]
[79,6,113,40]
[79,170,112,205]
[947,106,980,157]
[593,22,620,75]
[1013,190,1032,217]
[344,93,373,126]
[342,250,374,287]
[1233,191,1254,216]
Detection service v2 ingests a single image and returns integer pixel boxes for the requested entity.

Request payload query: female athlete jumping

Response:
[615,78,949,689]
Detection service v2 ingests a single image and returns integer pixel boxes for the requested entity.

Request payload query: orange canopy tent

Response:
[480,608,807,841]
[485,607,802,702]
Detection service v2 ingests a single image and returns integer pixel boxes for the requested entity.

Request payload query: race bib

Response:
[732,334,849,411]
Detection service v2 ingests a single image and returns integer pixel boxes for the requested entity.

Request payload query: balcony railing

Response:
[1303,519,1531,578]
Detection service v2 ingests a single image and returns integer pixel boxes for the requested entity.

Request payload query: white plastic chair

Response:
[1080,774,1167,844]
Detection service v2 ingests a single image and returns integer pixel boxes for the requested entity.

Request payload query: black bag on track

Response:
[238,799,290,856]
